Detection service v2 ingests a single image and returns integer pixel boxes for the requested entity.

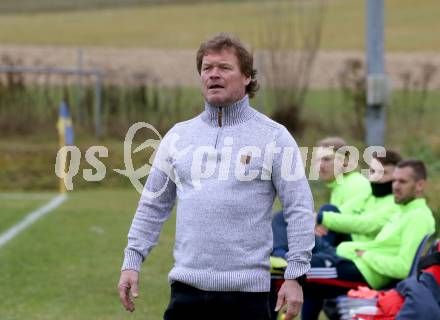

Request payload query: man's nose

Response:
[209,67,220,78]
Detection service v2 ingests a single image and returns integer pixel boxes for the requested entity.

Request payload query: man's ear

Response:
[244,76,251,86]
[415,179,426,194]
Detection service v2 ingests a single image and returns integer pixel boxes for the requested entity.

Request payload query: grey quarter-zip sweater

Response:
[122,95,314,292]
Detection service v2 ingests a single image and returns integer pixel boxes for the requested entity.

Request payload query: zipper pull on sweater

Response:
[202,95,256,127]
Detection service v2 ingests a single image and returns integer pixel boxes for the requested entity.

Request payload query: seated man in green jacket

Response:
[272,137,372,257]
[301,159,436,320]
[315,149,402,243]
[315,137,372,215]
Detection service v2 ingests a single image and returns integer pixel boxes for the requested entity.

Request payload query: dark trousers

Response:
[271,205,351,258]
[163,281,271,320]
[316,204,351,248]
[301,256,366,320]
[272,210,289,258]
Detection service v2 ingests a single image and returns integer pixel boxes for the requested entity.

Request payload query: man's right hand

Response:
[314,224,328,237]
[118,270,139,312]
[275,279,303,320]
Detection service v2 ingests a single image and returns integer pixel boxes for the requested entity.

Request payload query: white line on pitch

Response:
[0,194,68,247]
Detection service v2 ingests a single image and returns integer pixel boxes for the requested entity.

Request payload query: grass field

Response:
[0,0,438,51]
[0,185,437,319]
[0,190,175,320]
[0,0,261,13]
[0,194,55,233]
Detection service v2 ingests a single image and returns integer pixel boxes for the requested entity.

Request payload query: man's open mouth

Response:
[208,84,224,89]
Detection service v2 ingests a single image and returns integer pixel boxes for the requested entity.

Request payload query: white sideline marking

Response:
[0,194,67,247]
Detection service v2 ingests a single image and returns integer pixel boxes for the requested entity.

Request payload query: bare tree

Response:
[259,0,325,136]
[398,62,438,130]
[338,58,366,140]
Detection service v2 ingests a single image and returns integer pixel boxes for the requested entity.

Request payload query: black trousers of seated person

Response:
[301,254,367,320]
[163,281,271,320]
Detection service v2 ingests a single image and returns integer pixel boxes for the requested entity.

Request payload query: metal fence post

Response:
[365,0,388,146]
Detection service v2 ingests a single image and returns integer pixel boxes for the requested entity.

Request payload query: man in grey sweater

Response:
[118,33,315,320]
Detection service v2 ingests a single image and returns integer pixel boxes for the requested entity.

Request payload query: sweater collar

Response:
[201,95,256,127]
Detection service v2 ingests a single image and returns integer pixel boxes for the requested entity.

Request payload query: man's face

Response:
[200,49,251,106]
[318,154,336,182]
[392,167,424,204]
[314,148,345,182]
[368,159,395,183]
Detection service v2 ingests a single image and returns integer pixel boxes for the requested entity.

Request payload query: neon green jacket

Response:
[336,198,435,289]
[322,194,400,242]
[325,171,372,214]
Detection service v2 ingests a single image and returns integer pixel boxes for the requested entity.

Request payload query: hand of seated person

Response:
[315,224,329,236]
[355,250,366,257]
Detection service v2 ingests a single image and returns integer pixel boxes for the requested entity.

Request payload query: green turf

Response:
[0,195,54,233]
[0,189,175,320]
[0,0,262,14]
[0,0,438,51]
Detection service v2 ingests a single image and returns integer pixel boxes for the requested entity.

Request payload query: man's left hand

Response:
[315,224,328,236]
[275,279,303,320]
[355,250,365,257]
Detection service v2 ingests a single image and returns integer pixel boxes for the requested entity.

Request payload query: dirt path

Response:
[1,45,439,90]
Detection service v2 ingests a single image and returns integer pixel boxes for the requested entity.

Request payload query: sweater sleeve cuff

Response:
[284,260,310,280]
[121,249,144,272]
